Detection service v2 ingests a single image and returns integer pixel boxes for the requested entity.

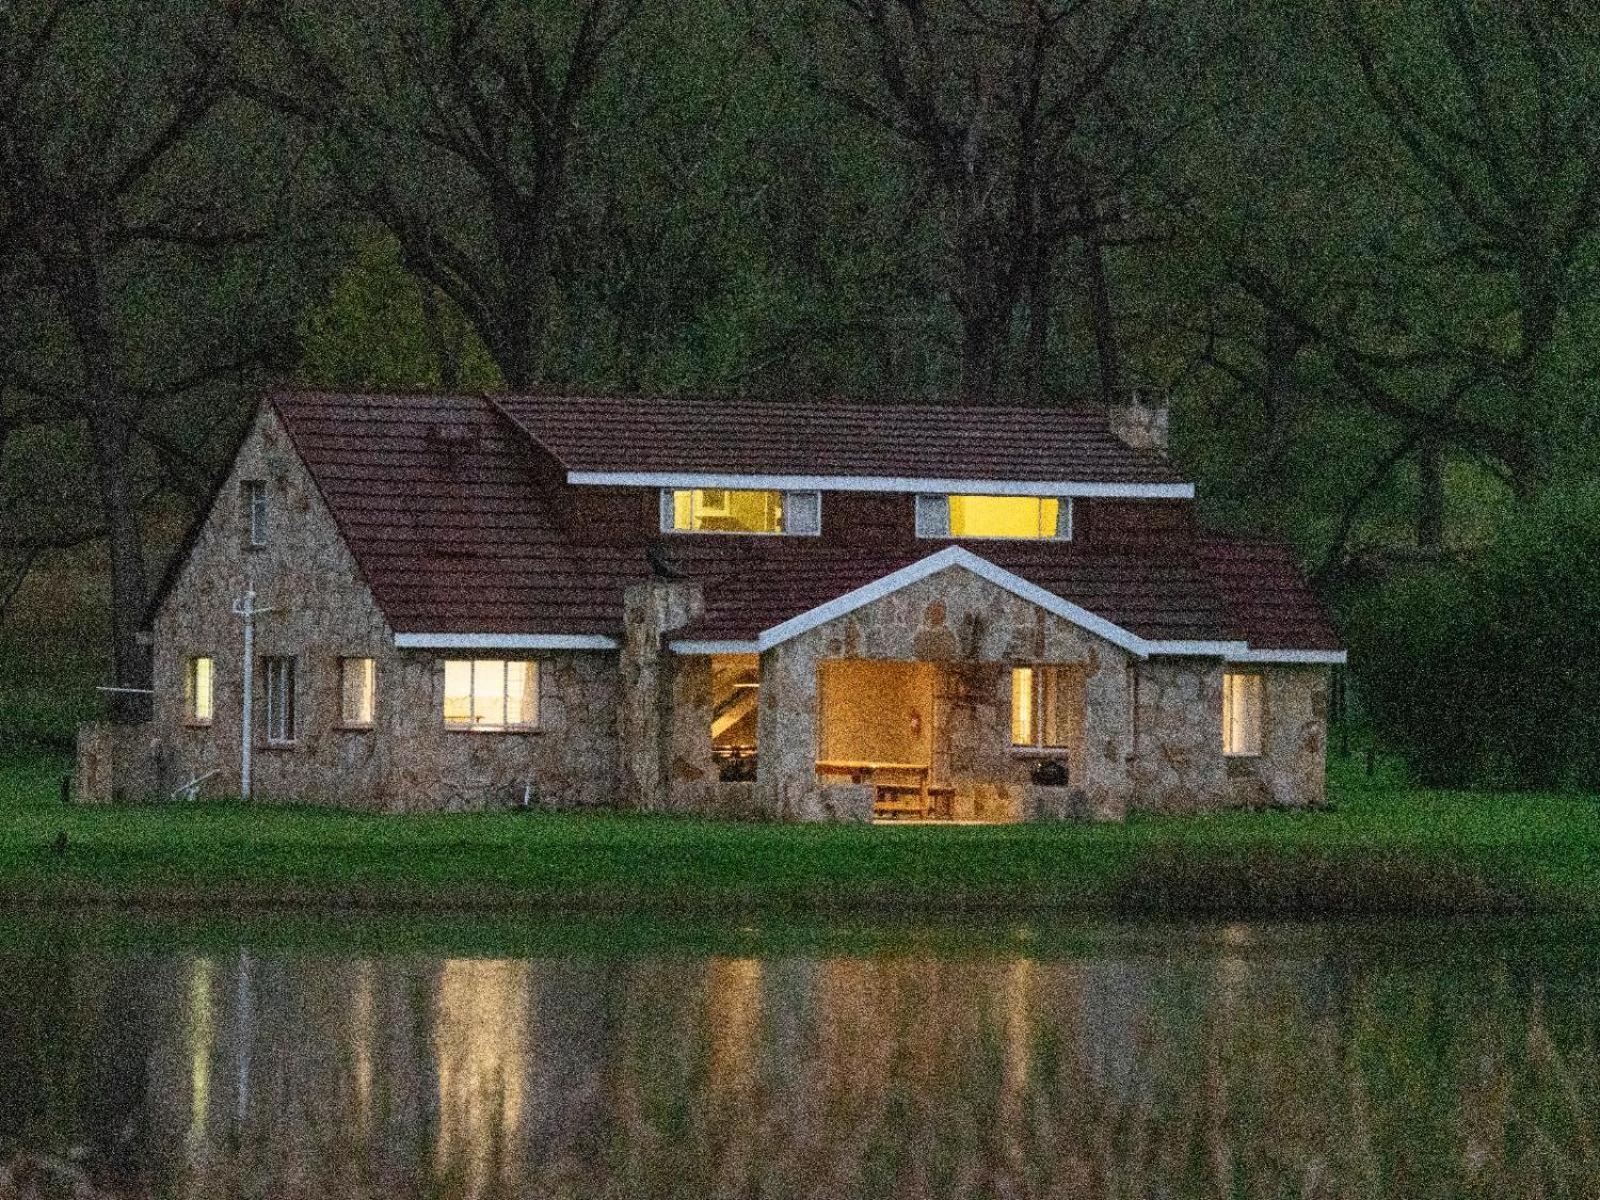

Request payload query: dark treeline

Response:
[2,0,1598,785]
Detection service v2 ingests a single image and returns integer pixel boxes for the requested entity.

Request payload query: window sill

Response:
[336,724,374,733]
[258,741,298,751]
[182,721,213,730]
[443,726,541,735]
[1010,746,1072,759]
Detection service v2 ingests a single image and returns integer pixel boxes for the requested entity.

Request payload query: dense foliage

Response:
[3,0,1597,781]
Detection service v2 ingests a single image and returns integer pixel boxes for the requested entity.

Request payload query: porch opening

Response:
[711,653,759,781]
[815,660,955,822]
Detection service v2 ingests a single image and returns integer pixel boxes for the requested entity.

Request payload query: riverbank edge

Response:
[2,754,1593,921]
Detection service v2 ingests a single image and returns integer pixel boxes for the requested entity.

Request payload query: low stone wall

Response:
[74,722,163,804]
[1022,784,1127,823]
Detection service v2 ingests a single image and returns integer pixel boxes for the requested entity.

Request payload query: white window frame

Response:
[338,657,376,729]
[262,656,296,745]
[1010,665,1082,750]
[1222,671,1265,758]
[442,659,540,732]
[659,488,822,537]
[185,656,214,726]
[915,494,1072,541]
[244,480,268,548]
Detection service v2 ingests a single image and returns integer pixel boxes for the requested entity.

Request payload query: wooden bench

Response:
[873,783,957,821]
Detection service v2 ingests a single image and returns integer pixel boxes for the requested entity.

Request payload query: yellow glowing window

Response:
[443,659,538,731]
[919,495,1070,539]
[339,657,376,727]
[185,656,213,725]
[1222,672,1263,757]
[662,489,820,535]
[1011,666,1083,749]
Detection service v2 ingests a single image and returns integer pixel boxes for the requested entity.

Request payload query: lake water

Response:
[1,914,1596,1199]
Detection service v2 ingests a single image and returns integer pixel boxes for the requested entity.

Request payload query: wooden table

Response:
[816,760,932,814]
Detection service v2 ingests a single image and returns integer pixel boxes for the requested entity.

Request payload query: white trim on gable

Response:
[666,546,1252,660]
[570,470,1195,500]
[1227,648,1348,665]
[394,632,620,651]
[671,639,762,655]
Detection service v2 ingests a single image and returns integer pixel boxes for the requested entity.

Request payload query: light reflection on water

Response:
[1,920,1597,1199]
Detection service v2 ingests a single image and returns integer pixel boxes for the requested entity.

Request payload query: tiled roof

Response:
[1196,535,1343,651]
[273,391,637,636]
[266,391,1340,653]
[494,393,1186,486]
[670,543,1236,645]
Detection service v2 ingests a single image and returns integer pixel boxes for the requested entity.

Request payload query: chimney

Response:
[1107,387,1169,455]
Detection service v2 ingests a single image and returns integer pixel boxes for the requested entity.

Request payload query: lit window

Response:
[339,657,376,727]
[243,481,268,547]
[1011,665,1084,749]
[660,488,820,535]
[185,656,214,725]
[262,657,296,744]
[916,495,1070,540]
[1222,672,1264,757]
[442,659,538,731]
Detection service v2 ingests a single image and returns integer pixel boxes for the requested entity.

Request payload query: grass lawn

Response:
[2,752,1599,917]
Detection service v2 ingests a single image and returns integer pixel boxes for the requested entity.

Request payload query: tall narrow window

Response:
[1222,672,1264,757]
[243,480,268,547]
[262,656,296,744]
[442,659,538,731]
[339,657,376,728]
[660,488,821,535]
[916,495,1070,540]
[185,656,214,725]
[1010,665,1085,750]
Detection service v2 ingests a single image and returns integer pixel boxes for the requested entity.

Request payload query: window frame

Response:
[659,488,822,537]
[243,480,268,548]
[1010,664,1083,752]
[1222,671,1265,758]
[441,658,540,733]
[184,656,214,727]
[261,656,296,746]
[915,494,1073,542]
[338,657,376,730]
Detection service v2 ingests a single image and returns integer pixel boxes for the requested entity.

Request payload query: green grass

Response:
[3,752,1599,917]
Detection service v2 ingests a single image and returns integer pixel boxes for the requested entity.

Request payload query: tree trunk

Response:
[958,314,1003,403]
[1020,245,1054,405]
[1079,198,1122,405]
[419,285,461,391]
[1416,433,1445,550]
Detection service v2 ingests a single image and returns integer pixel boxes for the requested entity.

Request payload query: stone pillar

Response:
[1107,389,1169,454]
[619,580,703,811]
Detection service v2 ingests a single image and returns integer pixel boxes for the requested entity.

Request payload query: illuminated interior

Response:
[340,657,375,727]
[948,495,1065,539]
[711,653,760,780]
[187,656,214,724]
[1222,671,1264,756]
[1010,665,1085,752]
[671,488,786,533]
[443,659,537,730]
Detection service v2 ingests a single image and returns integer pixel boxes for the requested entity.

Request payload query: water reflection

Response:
[1,921,1597,1198]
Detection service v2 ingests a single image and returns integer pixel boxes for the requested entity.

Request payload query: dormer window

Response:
[660,488,821,536]
[915,495,1071,541]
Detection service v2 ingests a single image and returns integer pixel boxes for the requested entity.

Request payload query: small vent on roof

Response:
[428,423,480,458]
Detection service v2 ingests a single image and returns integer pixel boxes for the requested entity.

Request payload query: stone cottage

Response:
[77,390,1344,821]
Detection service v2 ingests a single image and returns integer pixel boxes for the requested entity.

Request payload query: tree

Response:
[754,0,1178,402]
[0,0,316,720]
[244,0,647,391]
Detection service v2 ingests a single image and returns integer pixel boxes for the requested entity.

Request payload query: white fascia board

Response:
[394,632,620,651]
[569,470,1194,500]
[1144,639,1252,658]
[669,639,762,655]
[754,546,1156,656]
[1227,648,1348,665]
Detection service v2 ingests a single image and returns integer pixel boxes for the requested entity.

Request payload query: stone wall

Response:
[753,565,1146,820]
[619,580,704,811]
[117,403,619,812]
[1226,666,1331,809]
[1128,658,1226,814]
